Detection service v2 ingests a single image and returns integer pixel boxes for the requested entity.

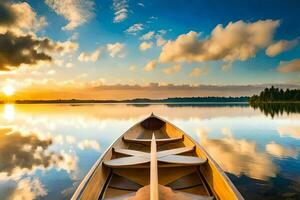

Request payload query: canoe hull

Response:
[72,114,244,200]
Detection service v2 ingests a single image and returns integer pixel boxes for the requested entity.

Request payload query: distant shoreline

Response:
[0,96,250,104]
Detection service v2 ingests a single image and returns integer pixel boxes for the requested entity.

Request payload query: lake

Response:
[0,103,299,200]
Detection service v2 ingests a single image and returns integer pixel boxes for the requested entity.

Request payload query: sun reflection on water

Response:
[3,104,15,121]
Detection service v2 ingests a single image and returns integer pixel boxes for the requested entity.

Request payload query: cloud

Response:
[0,1,47,35]
[125,23,144,35]
[278,126,300,139]
[45,0,95,30]
[197,128,277,180]
[162,64,181,75]
[113,0,128,23]
[277,59,300,73]
[78,48,101,62]
[159,20,280,63]
[266,39,298,57]
[9,178,47,200]
[140,31,155,40]
[189,66,208,77]
[155,30,167,47]
[144,60,157,72]
[106,42,125,57]
[0,32,78,71]
[139,41,153,51]
[266,141,298,159]
[78,139,100,151]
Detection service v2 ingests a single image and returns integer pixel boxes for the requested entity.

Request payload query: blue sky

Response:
[0,0,299,99]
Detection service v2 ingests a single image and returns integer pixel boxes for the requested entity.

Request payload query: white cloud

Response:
[155,30,167,47]
[56,40,79,54]
[125,23,144,35]
[144,60,157,72]
[78,139,100,151]
[45,0,95,30]
[106,43,125,57]
[140,31,155,40]
[0,2,47,35]
[162,64,181,75]
[113,0,128,23]
[189,66,208,77]
[78,49,101,62]
[277,59,300,73]
[266,39,298,57]
[139,41,153,51]
[266,141,298,159]
[159,20,280,63]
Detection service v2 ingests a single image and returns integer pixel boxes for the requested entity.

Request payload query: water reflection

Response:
[198,128,277,180]
[250,103,300,118]
[0,103,299,200]
[278,126,300,139]
[3,104,15,121]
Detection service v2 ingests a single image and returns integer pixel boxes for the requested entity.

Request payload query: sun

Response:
[2,85,15,96]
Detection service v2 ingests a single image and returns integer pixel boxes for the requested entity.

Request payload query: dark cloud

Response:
[0,1,16,26]
[0,32,53,70]
[0,32,78,71]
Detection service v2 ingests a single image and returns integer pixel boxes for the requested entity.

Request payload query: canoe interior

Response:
[74,115,243,200]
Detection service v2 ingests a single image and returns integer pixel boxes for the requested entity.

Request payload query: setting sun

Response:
[2,85,15,96]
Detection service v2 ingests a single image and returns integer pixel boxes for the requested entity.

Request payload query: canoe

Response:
[72,113,244,200]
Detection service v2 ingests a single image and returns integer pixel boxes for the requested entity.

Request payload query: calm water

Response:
[0,103,299,200]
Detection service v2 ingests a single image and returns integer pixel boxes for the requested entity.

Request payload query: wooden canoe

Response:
[72,113,244,200]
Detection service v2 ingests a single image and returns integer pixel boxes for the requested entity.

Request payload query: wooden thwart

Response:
[123,136,183,145]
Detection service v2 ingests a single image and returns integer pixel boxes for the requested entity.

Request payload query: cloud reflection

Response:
[278,126,300,140]
[9,178,47,200]
[0,128,77,180]
[198,128,277,180]
[266,141,298,159]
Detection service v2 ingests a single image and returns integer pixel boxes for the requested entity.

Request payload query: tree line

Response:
[250,86,300,103]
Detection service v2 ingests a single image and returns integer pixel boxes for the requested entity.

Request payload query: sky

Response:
[0,0,300,100]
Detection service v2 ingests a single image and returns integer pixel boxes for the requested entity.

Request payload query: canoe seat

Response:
[123,135,183,145]
[104,146,207,168]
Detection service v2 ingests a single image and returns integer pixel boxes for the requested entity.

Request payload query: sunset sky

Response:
[0,0,300,100]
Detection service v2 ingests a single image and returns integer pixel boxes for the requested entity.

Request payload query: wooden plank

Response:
[113,148,149,157]
[104,156,150,168]
[158,155,207,165]
[150,134,159,200]
[157,146,195,157]
[123,136,183,146]
[113,146,194,158]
